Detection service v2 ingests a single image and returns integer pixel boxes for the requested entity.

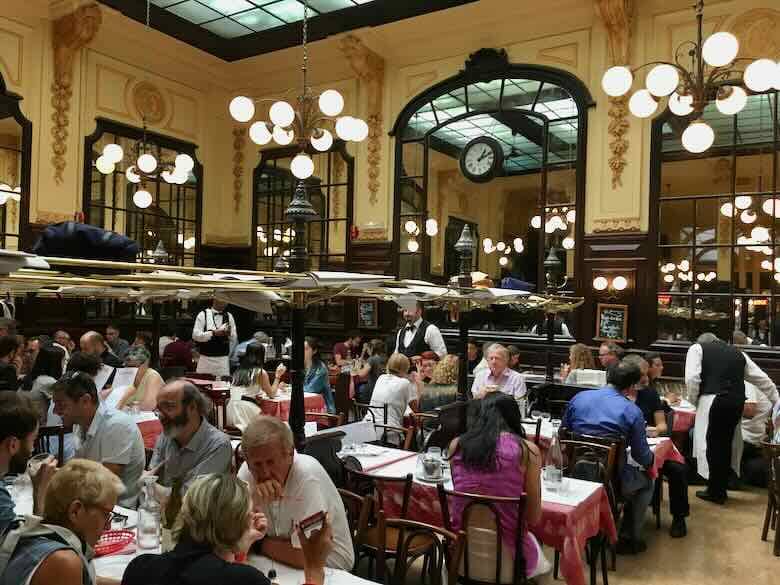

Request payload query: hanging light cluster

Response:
[483,237,525,267]
[256,226,296,258]
[0,183,21,206]
[403,219,438,252]
[602,0,780,154]
[229,1,367,180]
[529,207,576,249]
[94,123,195,210]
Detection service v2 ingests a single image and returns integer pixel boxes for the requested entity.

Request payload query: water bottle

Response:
[137,476,161,549]
[544,423,564,492]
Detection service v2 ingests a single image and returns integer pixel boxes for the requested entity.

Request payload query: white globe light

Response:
[318,89,344,117]
[137,153,157,173]
[720,202,734,217]
[775,259,780,272]
[751,226,770,241]
[183,237,196,250]
[290,154,314,179]
[544,219,555,234]
[0,184,9,192]
[310,129,333,152]
[272,125,294,146]
[744,59,775,93]
[702,32,739,67]
[495,241,505,252]
[269,101,295,127]
[351,118,369,142]
[735,195,752,209]
[530,215,542,229]
[681,121,714,154]
[761,259,773,271]
[741,209,757,224]
[229,96,255,122]
[775,273,780,283]
[679,259,690,271]
[628,89,658,118]
[405,220,419,235]
[696,272,705,281]
[95,155,115,175]
[161,170,174,183]
[773,61,780,91]
[172,169,189,184]
[593,276,608,291]
[716,86,747,116]
[133,189,152,209]
[601,66,633,97]
[125,166,141,184]
[407,239,419,253]
[612,276,628,291]
[102,143,123,164]
[668,92,694,116]
[646,64,679,97]
[483,237,493,248]
[566,209,576,223]
[664,274,674,283]
[425,218,438,236]
[249,121,272,146]
[562,236,575,250]
[175,153,195,172]
[513,238,524,253]
[335,117,356,141]
[499,256,509,267]
[762,198,780,218]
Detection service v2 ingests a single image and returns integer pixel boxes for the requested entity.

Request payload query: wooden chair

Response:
[409,411,439,451]
[204,388,240,437]
[306,411,346,430]
[353,401,388,424]
[437,485,530,585]
[521,418,543,447]
[373,424,414,451]
[377,512,465,585]
[337,488,373,571]
[761,441,780,556]
[34,425,67,465]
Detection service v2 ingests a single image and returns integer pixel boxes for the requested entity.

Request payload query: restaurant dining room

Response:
[0,1,780,585]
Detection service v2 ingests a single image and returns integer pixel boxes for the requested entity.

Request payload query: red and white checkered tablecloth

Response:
[258,392,325,421]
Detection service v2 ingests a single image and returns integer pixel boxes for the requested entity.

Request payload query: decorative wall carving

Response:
[729,9,780,60]
[332,154,345,218]
[339,35,385,205]
[592,216,641,233]
[232,126,245,212]
[51,3,101,185]
[355,224,388,241]
[36,210,73,224]
[596,0,633,189]
[132,81,166,124]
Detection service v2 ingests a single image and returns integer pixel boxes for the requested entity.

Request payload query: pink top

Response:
[450,432,539,577]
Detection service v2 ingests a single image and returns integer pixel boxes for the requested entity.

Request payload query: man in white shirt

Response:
[685,332,778,503]
[394,302,446,360]
[471,344,526,399]
[238,416,354,571]
[192,299,238,378]
[740,382,777,487]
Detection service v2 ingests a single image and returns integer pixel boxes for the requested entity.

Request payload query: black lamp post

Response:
[454,224,476,400]
[284,180,319,450]
[543,245,564,381]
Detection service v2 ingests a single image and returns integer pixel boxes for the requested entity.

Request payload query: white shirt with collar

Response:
[396,317,446,358]
[192,308,238,355]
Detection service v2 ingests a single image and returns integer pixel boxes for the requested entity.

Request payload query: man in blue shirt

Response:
[562,360,655,554]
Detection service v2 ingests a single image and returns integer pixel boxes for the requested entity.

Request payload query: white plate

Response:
[414,471,446,484]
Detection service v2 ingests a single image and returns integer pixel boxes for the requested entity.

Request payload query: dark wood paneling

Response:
[199,244,252,270]
[349,241,393,275]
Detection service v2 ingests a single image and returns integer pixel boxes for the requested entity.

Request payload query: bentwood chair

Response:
[377,512,465,585]
[305,411,346,430]
[337,488,373,571]
[520,418,543,447]
[437,484,530,585]
[409,412,440,451]
[372,424,414,451]
[204,388,240,436]
[353,401,388,424]
[761,441,780,556]
[34,425,67,465]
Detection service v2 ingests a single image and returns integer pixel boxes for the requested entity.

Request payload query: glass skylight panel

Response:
[201,17,254,37]
[466,81,501,111]
[535,97,577,120]
[308,0,356,11]
[264,0,307,23]
[233,8,285,30]
[151,0,183,7]
[167,0,222,23]
[201,0,255,14]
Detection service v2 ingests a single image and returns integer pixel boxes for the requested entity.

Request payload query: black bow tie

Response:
[406,325,416,331]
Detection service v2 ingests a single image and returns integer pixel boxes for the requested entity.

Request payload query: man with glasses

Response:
[52,371,145,508]
[598,341,623,369]
[148,380,232,525]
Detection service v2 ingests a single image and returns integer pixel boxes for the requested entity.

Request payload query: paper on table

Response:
[542,477,601,507]
[103,368,138,409]
[94,365,115,395]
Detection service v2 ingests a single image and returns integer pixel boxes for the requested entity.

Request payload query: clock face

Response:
[464,142,495,177]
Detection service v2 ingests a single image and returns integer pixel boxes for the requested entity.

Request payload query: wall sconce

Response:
[404,218,438,253]
[593,274,629,293]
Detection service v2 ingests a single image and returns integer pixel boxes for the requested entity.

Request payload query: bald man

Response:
[80,330,123,368]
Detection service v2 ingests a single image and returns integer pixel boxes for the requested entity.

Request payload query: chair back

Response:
[334,372,352,418]
[303,430,347,488]
[559,438,617,485]
[437,485,528,585]
[185,372,216,381]
[520,418,542,447]
[305,412,346,430]
[560,430,624,512]
[353,401,388,424]
[204,388,231,432]
[377,512,465,585]
[373,424,414,450]
[337,488,373,552]
[34,425,66,465]
[762,441,780,502]
[344,467,413,517]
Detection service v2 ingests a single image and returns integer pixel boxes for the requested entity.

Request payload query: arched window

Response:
[652,91,780,347]
[390,49,593,299]
[0,73,31,250]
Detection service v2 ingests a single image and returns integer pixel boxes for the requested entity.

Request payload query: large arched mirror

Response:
[390,49,593,334]
[0,73,32,250]
[83,118,202,266]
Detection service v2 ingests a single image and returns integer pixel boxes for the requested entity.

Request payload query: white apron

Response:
[693,394,742,479]
[196,354,230,378]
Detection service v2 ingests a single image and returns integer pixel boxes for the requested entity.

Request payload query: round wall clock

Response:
[459,136,504,183]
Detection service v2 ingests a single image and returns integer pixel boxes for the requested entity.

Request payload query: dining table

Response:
[345,445,617,585]
[671,399,697,433]
[257,390,326,421]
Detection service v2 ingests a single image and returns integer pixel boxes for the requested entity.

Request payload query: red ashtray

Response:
[94,529,135,557]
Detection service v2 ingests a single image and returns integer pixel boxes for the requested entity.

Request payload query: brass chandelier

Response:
[601,0,780,153]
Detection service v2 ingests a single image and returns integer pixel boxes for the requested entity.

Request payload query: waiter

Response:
[685,332,777,504]
[192,299,237,378]
[394,302,446,360]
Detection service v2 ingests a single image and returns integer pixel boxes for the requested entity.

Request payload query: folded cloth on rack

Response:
[33,222,139,264]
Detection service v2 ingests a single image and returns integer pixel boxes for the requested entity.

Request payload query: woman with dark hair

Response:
[20,344,65,422]
[448,392,548,579]
[303,337,335,414]
[352,338,387,403]
[227,344,285,431]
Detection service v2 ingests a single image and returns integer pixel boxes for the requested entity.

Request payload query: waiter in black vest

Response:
[685,332,777,504]
[394,302,446,361]
[192,299,238,378]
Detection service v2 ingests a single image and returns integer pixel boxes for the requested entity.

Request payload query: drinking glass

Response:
[27,453,53,477]
[540,412,552,422]
[530,410,542,420]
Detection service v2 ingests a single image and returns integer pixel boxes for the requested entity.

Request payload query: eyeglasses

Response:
[89,503,122,530]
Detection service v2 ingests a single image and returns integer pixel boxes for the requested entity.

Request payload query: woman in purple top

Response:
[448,393,549,579]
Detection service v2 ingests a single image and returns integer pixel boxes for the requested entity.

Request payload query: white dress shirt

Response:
[192,308,238,355]
[395,317,447,358]
[742,382,774,445]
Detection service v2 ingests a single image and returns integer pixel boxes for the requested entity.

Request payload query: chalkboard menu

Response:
[595,303,628,342]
